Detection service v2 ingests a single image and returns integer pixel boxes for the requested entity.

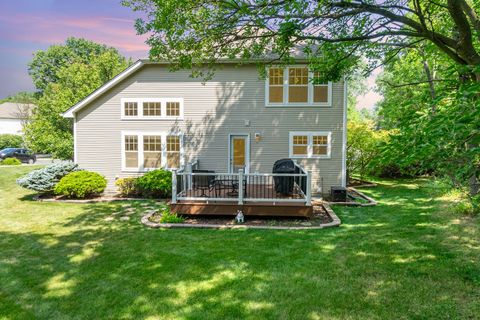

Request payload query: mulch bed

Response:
[148,205,332,227]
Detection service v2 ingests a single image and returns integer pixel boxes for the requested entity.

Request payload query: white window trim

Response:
[120,98,184,120]
[289,131,332,159]
[265,66,333,107]
[121,130,185,172]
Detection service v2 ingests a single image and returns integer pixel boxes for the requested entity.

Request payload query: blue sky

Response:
[0,0,148,98]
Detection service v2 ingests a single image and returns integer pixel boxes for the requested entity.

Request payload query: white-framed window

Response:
[121,98,184,120]
[121,131,184,171]
[265,66,332,106]
[289,131,331,159]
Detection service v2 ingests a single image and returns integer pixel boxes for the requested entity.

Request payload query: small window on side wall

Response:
[289,132,331,158]
[292,135,308,156]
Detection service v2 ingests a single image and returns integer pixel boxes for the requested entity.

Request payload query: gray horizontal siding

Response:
[76,64,345,194]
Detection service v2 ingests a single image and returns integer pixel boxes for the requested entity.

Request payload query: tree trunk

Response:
[422,60,437,113]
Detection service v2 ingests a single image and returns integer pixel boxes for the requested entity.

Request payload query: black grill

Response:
[272,159,297,195]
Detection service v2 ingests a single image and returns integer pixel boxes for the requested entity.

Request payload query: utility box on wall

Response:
[330,186,347,202]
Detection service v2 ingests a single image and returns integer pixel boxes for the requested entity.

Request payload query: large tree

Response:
[28,37,128,93]
[123,1,480,75]
[124,0,480,196]
[25,39,130,159]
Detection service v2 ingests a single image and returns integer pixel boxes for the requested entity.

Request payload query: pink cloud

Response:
[0,13,149,56]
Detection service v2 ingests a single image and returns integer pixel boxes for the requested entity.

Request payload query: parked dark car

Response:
[0,148,36,164]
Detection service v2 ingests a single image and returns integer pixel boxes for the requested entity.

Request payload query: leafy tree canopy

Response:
[28,37,129,93]
[0,91,38,104]
[123,0,480,80]
[25,38,131,159]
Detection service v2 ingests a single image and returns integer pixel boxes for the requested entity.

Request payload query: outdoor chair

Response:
[192,170,216,197]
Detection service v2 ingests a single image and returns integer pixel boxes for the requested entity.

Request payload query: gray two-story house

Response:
[63,59,346,215]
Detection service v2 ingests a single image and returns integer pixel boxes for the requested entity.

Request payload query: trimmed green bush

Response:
[115,177,140,197]
[0,157,21,165]
[54,171,107,198]
[0,134,23,150]
[137,169,172,198]
[16,161,79,192]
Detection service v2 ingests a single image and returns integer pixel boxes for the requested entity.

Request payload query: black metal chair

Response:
[213,177,248,198]
[192,170,216,197]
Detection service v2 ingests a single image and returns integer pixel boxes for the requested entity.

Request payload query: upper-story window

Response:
[143,102,161,116]
[121,98,183,120]
[266,67,332,106]
[166,102,180,117]
[124,102,138,116]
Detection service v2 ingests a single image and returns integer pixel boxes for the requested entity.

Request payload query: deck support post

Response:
[172,169,177,204]
[238,169,244,205]
[306,171,312,206]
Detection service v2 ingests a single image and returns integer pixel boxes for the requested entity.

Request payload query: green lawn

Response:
[0,166,479,319]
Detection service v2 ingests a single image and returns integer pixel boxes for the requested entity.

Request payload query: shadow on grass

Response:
[1,180,480,319]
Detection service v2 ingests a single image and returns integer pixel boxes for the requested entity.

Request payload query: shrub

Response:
[54,171,107,198]
[0,157,21,165]
[452,195,480,216]
[159,205,184,223]
[0,134,23,150]
[137,169,172,198]
[115,177,140,197]
[16,161,79,192]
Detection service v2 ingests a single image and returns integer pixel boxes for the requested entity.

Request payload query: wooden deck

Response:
[170,202,313,217]
[172,183,312,217]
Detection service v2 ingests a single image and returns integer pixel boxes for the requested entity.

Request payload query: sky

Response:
[0,0,149,98]
[0,0,381,109]
[356,68,382,111]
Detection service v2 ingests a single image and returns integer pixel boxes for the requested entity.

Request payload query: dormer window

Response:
[266,67,332,106]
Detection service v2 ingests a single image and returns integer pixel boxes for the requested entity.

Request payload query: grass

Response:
[0,166,479,319]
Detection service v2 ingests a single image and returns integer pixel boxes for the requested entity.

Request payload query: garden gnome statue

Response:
[235,210,244,223]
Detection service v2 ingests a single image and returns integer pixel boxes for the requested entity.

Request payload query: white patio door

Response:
[229,134,250,173]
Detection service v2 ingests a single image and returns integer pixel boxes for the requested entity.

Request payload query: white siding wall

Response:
[75,64,345,194]
[0,119,23,135]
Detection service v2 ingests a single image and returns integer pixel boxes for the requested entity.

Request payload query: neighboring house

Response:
[0,102,34,135]
[63,59,346,208]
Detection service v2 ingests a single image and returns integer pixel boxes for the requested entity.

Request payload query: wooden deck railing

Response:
[172,161,312,206]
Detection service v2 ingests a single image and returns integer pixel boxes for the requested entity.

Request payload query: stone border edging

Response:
[326,187,377,207]
[349,183,377,188]
[141,204,341,230]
